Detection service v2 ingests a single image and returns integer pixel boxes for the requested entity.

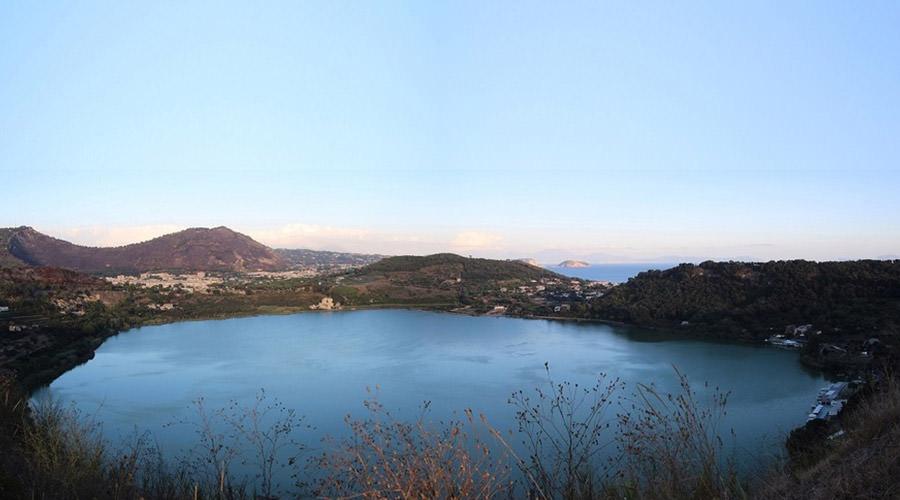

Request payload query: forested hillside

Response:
[361,253,561,282]
[326,254,571,309]
[589,260,900,339]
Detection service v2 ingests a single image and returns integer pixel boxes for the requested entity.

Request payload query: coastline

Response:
[14,302,845,494]
[14,303,454,394]
[18,303,812,396]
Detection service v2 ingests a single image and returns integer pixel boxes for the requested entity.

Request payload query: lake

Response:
[33,310,825,490]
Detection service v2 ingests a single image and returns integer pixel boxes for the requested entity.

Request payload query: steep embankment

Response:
[0,229,26,268]
[757,377,900,499]
[3,226,285,274]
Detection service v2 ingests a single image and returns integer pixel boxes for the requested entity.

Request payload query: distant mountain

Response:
[275,248,385,269]
[2,226,285,274]
[558,260,590,268]
[516,258,542,267]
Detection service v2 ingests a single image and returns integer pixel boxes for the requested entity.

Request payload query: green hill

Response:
[361,253,560,281]
[589,260,900,339]
[328,253,567,307]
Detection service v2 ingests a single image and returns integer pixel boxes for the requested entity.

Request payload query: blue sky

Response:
[2,2,899,262]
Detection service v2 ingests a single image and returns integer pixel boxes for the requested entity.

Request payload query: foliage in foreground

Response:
[10,369,897,499]
[316,396,513,499]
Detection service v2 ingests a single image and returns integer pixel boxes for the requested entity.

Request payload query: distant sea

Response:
[547,263,676,283]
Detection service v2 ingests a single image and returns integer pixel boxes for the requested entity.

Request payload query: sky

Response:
[2,2,899,262]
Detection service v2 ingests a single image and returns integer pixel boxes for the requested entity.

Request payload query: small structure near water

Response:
[807,382,854,422]
[767,335,804,349]
[310,297,341,310]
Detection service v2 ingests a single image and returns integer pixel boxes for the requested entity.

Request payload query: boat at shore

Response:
[767,335,805,349]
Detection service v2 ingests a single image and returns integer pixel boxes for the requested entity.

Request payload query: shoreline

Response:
[16,303,840,484]
[20,304,814,396]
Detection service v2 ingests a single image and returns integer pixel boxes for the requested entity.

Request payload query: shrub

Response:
[500,363,622,499]
[316,394,513,499]
[613,368,744,499]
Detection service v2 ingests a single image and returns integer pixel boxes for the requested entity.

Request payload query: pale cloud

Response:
[450,231,505,251]
[249,224,373,248]
[246,224,446,255]
[35,223,900,263]
[43,222,454,255]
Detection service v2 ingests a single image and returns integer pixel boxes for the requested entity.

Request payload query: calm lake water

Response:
[35,310,825,488]
[547,263,676,282]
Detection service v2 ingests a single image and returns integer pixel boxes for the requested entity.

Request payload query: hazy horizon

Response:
[3,3,899,262]
[4,223,896,265]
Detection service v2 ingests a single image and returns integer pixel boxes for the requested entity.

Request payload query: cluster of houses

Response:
[107,272,225,294]
[767,324,817,348]
[109,270,339,298]
[807,381,858,422]
[1,304,32,332]
[766,322,887,371]
[0,305,49,332]
[501,278,611,306]
[50,294,104,317]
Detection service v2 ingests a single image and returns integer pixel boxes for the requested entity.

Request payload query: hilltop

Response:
[1,226,285,274]
[275,248,385,270]
[360,253,560,281]
[589,260,900,335]
[587,260,900,369]
[324,253,583,311]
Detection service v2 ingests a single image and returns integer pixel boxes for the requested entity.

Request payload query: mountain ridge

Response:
[2,226,285,274]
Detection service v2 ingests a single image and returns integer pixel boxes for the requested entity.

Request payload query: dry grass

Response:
[21,397,235,499]
[174,391,309,498]
[499,363,623,499]
[7,370,896,499]
[1,379,307,499]
[493,365,744,500]
[611,368,744,500]
[756,375,900,500]
[316,395,513,499]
